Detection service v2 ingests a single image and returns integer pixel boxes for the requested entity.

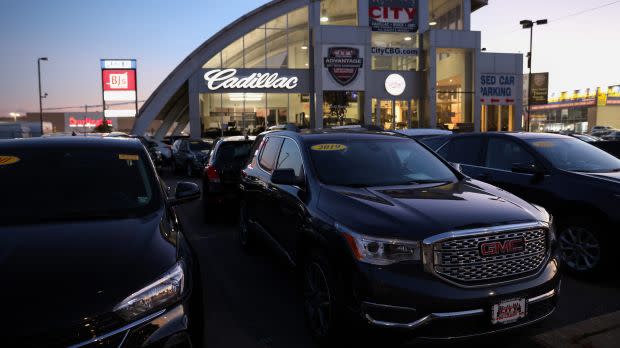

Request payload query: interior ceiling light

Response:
[429,20,438,26]
[320,6,328,22]
[229,93,263,102]
[301,45,308,50]
[404,36,412,41]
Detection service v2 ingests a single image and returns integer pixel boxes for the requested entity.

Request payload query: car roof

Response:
[265,129,408,143]
[448,132,573,140]
[394,129,453,137]
[217,135,256,142]
[0,136,144,150]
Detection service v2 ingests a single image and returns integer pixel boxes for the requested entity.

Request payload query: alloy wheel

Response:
[559,227,601,272]
[303,261,332,338]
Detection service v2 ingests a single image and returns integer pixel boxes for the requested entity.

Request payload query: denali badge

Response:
[324,47,364,86]
[479,238,526,257]
[203,69,299,90]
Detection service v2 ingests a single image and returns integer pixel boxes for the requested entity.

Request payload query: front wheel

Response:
[558,222,606,276]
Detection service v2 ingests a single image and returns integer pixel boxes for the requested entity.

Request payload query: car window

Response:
[216,141,254,165]
[420,136,449,151]
[259,137,284,172]
[0,147,161,225]
[189,141,211,152]
[526,137,620,173]
[446,137,484,166]
[307,138,457,187]
[485,138,537,171]
[276,139,304,177]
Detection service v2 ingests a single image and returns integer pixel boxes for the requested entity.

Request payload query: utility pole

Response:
[37,57,48,136]
[520,19,547,132]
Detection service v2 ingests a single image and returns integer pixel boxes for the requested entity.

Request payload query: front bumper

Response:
[353,257,561,339]
[68,303,191,348]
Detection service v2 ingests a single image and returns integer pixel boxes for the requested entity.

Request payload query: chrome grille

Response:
[433,229,548,285]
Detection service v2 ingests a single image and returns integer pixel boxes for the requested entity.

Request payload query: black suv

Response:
[238,129,560,342]
[425,132,620,276]
[0,137,202,347]
[202,135,256,217]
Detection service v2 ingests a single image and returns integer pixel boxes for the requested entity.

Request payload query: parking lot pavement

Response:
[165,174,620,348]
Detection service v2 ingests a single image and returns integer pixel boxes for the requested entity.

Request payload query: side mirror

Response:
[169,182,201,206]
[271,168,305,186]
[512,163,544,176]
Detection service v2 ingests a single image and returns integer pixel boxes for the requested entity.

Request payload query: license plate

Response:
[491,298,527,325]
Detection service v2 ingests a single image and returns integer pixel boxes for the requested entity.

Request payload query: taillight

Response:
[206,165,220,183]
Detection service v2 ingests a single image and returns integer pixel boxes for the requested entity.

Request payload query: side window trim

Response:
[258,136,284,173]
[275,137,305,178]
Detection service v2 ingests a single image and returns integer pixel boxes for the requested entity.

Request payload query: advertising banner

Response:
[369,0,418,32]
[101,59,138,118]
[528,72,549,106]
[607,85,620,105]
[322,45,365,91]
[480,74,517,105]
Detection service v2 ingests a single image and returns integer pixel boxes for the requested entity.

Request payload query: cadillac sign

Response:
[203,69,299,90]
[324,47,364,86]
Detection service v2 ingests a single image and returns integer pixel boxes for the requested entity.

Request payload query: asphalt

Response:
[164,173,620,348]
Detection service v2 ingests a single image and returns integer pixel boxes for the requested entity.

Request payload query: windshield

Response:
[308,138,458,187]
[0,148,162,225]
[190,142,212,152]
[526,138,620,172]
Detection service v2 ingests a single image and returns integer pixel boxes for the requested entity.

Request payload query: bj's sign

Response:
[369,0,418,33]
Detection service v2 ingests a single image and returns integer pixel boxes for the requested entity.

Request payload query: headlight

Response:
[336,223,421,265]
[113,261,185,321]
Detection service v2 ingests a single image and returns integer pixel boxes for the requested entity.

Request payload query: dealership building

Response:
[133,0,524,139]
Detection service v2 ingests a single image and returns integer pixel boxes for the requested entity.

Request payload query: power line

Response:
[551,0,620,23]
[43,100,145,111]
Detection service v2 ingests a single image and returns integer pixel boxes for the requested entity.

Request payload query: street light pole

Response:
[520,19,547,132]
[37,57,48,136]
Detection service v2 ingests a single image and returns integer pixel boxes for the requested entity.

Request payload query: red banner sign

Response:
[102,69,136,91]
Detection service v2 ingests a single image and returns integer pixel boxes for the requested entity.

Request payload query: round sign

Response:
[385,74,406,96]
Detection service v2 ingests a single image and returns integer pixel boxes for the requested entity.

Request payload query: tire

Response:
[558,220,607,277]
[302,250,348,346]
[237,200,255,253]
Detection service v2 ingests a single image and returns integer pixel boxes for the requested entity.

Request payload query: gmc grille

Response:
[433,229,548,286]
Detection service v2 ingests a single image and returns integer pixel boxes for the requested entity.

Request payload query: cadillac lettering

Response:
[203,68,299,90]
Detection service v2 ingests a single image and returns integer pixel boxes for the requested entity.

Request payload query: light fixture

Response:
[404,36,412,41]
[320,4,328,22]
[320,16,329,22]
[301,45,308,50]
[429,20,437,26]
[229,93,263,102]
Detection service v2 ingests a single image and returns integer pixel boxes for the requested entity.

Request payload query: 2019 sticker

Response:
[119,154,139,161]
[311,144,347,152]
[0,156,20,166]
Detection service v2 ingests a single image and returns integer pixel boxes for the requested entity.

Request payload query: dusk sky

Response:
[0,0,618,116]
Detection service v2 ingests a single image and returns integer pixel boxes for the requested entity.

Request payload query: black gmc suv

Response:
[238,128,560,343]
[424,132,620,276]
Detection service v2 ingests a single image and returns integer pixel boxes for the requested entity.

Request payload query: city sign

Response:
[385,74,406,96]
[203,69,299,90]
[480,74,517,105]
[529,72,549,106]
[369,0,418,32]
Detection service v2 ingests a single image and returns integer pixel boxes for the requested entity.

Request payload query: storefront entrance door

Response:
[375,99,416,130]
[482,104,514,132]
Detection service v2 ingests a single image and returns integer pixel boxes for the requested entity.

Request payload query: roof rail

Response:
[268,123,300,132]
[326,125,386,131]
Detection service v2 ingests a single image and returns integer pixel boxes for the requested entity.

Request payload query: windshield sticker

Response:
[0,156,20,166]
[311,144,347,152]
[532,141,555,148]
[119,154,139,161]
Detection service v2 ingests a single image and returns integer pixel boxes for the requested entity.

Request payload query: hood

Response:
[0,210,177,339]
[318,179,545,240]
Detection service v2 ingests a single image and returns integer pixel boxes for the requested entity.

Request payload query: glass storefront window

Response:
[379,100,393,129]
[371,33,418,71]
[429,0,463,30]
[202,6,309,69]
[222,37,244,68]
[395,100,409,130]
[411,99,419,128]
[371,98,378,126]
[323,91,364,126]
[482,105,514,132]
[244,27,266,68]
[320,0,357,26]
[201,93,310,135]
[436,48,473,130]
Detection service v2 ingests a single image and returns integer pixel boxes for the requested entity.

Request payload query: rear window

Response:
[215,141,254,165]
[190,141,212,152]
[0,147,161,225]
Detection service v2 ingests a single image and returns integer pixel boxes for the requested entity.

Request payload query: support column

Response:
[154,97,188,140]
[188,76,201,139]
[172,112,189,136]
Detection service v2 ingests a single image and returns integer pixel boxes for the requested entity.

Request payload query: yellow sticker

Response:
[532,141,555,148]
[119,154,139,161]
[0,156,20,166]
[311,144,347,151]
